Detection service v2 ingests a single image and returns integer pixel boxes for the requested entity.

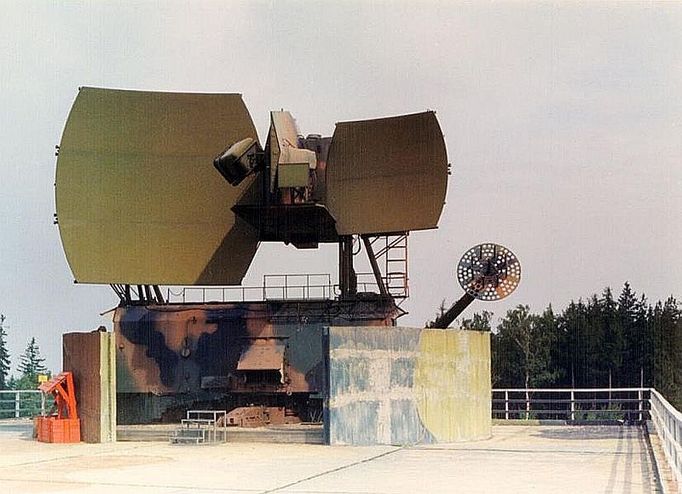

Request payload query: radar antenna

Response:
[55,88,448,299]
[431,243,521,328]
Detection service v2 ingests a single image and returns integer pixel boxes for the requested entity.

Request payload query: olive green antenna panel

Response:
[55,87,260,285]
[325,111,448,235]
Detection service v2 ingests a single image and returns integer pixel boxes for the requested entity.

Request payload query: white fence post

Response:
[505,390,509,420]
[570,390,575,421]
[14,391,20,418]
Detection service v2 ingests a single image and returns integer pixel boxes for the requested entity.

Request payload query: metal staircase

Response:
[170,410,228,445]
[370,234,409,298]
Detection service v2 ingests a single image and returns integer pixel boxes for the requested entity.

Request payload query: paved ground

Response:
[0,421,664,493]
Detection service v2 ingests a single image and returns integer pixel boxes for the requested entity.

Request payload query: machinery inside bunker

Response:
[54,88,517,426]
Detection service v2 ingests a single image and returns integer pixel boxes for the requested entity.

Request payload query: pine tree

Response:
[0,315,10,390]
[583,294,608,387]
[618,282,640,386]
[600,287,623,387]
[559,299,591,388]
[17,337,47,388]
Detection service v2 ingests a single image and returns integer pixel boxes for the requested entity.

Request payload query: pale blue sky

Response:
[1,1,681,373]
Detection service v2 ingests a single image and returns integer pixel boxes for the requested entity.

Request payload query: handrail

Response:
[494,387,649,393]
[164,272,403,304]
[649,389,682,490]
[166,274,337,303]
[492,388,650,421]
[186,409,227,444]
[0,390,48,419]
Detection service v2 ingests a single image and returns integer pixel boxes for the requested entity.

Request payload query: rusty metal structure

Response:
[223,406,301,428]
[54,87,449,423]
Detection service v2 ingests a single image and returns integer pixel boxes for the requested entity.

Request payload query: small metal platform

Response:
[169,410,228,445]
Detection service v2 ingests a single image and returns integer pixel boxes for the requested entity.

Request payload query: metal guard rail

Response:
[165,272,404,304]
[492,388,650,422]
[650,389,682,490]
[165,274,335,303]
[0,390,48,418]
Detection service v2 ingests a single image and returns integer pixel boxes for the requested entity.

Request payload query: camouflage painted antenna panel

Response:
[55,87,260,285]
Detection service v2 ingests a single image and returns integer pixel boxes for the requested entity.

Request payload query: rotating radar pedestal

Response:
[432,243,521,329]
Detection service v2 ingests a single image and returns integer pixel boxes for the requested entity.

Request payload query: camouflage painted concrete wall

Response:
[326,327,491,445]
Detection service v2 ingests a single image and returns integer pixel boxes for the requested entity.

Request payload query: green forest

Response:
[459,282,682,409]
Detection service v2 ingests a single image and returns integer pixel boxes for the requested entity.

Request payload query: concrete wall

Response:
[326,327,490,445]
[63,331,117,443]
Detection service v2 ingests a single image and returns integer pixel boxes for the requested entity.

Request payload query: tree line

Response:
[456,283,682,409]
[0,314,50,390]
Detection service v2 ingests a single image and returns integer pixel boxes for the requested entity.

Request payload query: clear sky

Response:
[1,1,680,374]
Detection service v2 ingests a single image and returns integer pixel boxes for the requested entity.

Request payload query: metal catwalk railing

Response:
[165,273,396,304]
[166,274,335,303]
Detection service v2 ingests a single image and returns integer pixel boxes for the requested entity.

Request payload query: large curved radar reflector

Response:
[325,111,447,235]
[55,87,260,285]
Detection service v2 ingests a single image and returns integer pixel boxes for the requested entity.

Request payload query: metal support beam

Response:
[361,235,388,296]
[152,285,165,304]
[431,292,476,329]
[338,236,357,299]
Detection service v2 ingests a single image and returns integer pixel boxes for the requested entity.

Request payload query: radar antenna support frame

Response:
[362,234,409,299]
[338,236,357,299]
[110,284,165,306]
[361,235,388,297]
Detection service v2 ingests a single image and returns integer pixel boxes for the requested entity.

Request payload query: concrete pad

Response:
[0,421,661,493]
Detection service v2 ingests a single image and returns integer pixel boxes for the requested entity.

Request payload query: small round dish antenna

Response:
[432,243,521,328]
[457,243,521,301]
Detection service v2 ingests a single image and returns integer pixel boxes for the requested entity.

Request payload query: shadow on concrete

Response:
[532,425,638,441]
